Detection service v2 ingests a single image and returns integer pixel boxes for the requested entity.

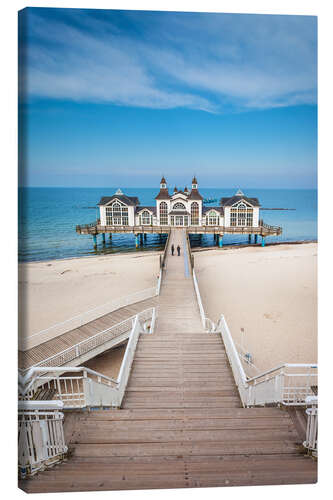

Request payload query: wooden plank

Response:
[72,440,300,458]
[72,428,299,444]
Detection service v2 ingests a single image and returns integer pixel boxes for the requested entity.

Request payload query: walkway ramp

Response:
[20,229,317,492]
[19,297,157,370]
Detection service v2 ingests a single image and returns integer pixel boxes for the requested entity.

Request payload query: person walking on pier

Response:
[171,244,175,256]
[177,245,181,256]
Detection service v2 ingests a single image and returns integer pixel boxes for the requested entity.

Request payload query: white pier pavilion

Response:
[76,177,282,248]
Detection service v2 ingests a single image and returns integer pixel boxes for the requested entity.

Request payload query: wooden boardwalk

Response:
[20,229,317,492]
[18,297,157,370]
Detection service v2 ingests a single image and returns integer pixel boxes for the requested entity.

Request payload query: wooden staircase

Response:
[19,229,317,492]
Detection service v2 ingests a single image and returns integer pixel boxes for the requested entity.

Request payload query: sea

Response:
[18,187,317,263]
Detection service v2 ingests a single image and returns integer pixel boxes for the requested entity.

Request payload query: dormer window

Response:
[161,183,166,189]
[173,202,186,210]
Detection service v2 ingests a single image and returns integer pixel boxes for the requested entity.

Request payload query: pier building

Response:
[76,177,282,248]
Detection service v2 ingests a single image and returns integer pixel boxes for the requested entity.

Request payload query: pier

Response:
[19,228,317,492]
[75,181,282,250]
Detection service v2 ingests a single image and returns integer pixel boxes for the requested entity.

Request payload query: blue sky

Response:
[19,8,317,188]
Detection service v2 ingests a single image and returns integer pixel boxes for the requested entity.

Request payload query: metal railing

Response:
[161,230,171,269]
[18,400,67,478]
[18,366,118,408]
[192,269,215,332]
[303,396,318,455]
[259,220,282,233]
[215,314,317,407]
[23,288,157,350]
[19,309,157,409]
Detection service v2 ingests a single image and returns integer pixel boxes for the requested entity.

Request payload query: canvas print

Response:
[18,7,318,493]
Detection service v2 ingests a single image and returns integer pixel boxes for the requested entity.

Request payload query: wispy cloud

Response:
[19,9,317,113]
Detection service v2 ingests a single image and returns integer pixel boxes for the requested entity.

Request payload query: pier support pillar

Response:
[109,233,112,240]
[135,234,140,248]
[102,233,106,245]
[139,233,143,246]
[218,235,223,248]
[248,234,251,244]
[261,236,266,247]
[254,234,258,244]
[93,234,97,248]
[144,233,147,242]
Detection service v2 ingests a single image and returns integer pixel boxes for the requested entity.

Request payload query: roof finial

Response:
[115,188,123,195]
[235,188,244,196]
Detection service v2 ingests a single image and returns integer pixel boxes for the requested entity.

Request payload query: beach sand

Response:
[195,243,317,372]
[19,251,160,342]
[19,242,317,377]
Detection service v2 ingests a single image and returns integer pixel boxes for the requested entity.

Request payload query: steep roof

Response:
[135,206,156,215]
[98,195,140,206]
[188,188,203,201]
[155,188,171,200]
[202,206,224,215]
[171,190,188,198]
[220,196,260,207]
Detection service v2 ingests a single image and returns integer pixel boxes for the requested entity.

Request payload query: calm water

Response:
[18,187,317,262]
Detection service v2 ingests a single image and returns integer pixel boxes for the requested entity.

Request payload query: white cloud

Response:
[21,11,317,112]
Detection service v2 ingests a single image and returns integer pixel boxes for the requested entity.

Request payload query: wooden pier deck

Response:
[20,229,316,492]
[76,222,282,237]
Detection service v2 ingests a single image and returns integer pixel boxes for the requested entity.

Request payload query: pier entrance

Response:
[170,215,189,226]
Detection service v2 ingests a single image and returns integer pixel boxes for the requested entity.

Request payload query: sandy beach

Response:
[195,243,317,372]
[19,242,317,376]
[18,251,160,343]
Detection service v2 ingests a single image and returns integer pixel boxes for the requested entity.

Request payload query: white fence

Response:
[18,401,67,478]
[303,396,318,455]
[22,287,157,350]
[19,309,157,409]
[192,269,216,332]
[215,314,317,407]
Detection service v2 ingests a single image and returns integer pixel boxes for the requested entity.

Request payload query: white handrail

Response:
[303,396,318,455]
[215,314,317,407]
[23,286,157,349]
[246,363,318,384]
[18,406,67,477]
[156,270,162,295]
[192,269,215,332]
[19,308,157,409]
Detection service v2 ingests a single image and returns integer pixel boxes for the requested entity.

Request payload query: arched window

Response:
[105,201,129,225]
[191,202,199,225]
[230,202,253,227]
[206,210,219,225]
[173,202,186,210]
[159,202,168,225]
[140,210,152,225]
